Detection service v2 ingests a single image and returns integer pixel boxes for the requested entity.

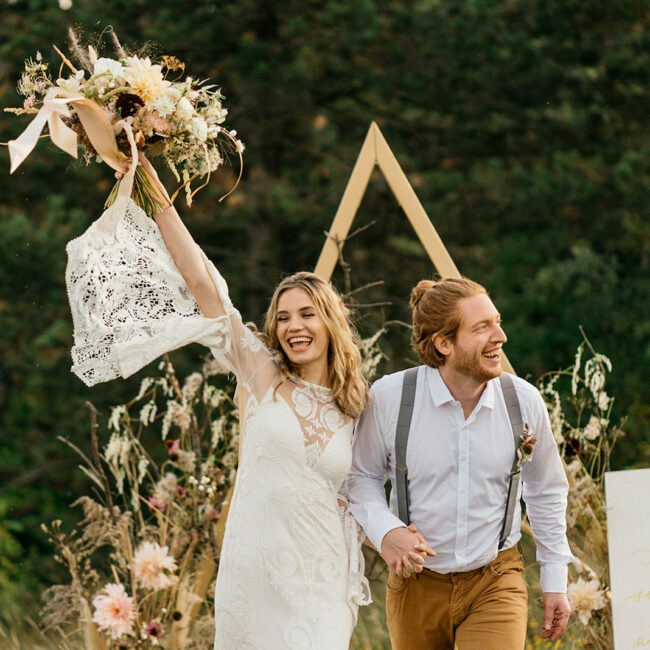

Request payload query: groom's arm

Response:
[347,387,434,575]
[521,388,573,640]
[347,389,406,551]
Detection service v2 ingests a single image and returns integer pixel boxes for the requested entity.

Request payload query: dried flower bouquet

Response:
[5,29,243,217]
[41,357,239,648]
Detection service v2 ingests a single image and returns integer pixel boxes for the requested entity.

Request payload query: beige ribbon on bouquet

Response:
[8,87,155,221]
[8,87,129,175]
[8,86,240,204]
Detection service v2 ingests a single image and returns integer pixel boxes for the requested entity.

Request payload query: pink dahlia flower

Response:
[92,583,136,639]
[133,540,178,590]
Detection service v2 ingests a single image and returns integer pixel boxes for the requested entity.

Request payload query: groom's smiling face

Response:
[437,294,507,384]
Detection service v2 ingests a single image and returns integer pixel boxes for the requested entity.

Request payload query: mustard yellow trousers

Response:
[386,545,528,650]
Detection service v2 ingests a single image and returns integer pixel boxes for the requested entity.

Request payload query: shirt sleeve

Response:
[347,385,406,551]
[66,200,275,394]
[521,388,573,593]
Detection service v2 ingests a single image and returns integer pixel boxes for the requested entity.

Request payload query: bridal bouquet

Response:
[6,30,244,216]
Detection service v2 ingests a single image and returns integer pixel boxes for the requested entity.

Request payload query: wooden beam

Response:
[314,123,377,279]
[313,121,514,374]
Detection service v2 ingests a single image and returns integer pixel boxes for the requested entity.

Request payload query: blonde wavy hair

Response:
[262,272,369,418]
[410,276,487,368]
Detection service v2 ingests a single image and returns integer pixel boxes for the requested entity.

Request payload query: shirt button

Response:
[460,455,467,461]
[459,522,465,527]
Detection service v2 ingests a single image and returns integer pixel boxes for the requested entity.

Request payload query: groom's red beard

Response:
[451,345,503,384]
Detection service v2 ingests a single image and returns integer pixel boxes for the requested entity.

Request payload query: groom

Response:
[347,277,572,649]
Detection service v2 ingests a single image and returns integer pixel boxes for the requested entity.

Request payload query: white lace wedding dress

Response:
[65,200,370,649]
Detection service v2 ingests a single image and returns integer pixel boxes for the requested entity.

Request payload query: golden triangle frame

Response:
[313,121,514,375]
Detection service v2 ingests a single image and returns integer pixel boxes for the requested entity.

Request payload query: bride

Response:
[67,153,431,649]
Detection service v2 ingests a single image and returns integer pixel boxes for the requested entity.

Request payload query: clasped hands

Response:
[381,525,436,578]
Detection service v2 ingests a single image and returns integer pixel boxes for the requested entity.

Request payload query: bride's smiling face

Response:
[276,287,330,375]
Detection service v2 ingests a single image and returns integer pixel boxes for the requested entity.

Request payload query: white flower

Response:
[105,432,131,467]
[58,0,72,10]
[182,372,204,401]
[190,116,208,142]
[597,392,610,411]
[132,541,178,590]
[153,94,175,118]
[135,377,154,401]
[137,458,149,484]
[165,87,182,102]
[207,147,223,172]
[57,76,82,94]
[121,56,170,103]
[108,405,126,431]
[168,401,192,431]
[139,401,157,426]
[94,57,123,78]
[567,577,608,625]
[153,472,178,505]
[589,370,605,397]
[175,96,194,120]
[173,450,197,473]
[582,415,603,441]
[207,105,228,124]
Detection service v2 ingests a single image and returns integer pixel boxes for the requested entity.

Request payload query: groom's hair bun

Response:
[410,277,487,368]
[409,280,436,310]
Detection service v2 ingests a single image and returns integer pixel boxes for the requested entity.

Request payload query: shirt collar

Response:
[426,366,496,411]
[427,367,455,406]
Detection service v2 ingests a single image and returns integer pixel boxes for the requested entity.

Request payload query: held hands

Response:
[381,524,436,578]
[540,592,571,641]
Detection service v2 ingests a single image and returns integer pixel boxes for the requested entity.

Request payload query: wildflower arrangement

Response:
[40,356,240,648]
[525,331,624,649]
[6,29,243,216]
[39,325,388,648]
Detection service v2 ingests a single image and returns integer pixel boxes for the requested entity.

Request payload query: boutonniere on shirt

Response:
[514,423,537,472]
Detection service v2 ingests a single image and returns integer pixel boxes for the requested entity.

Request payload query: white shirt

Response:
[347,366,572,593]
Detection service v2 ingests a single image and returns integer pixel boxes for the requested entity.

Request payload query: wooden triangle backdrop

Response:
[313,121,514,375]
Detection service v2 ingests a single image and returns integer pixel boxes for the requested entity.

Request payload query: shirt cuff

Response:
[368,511,408,552]
[540,562,569,593]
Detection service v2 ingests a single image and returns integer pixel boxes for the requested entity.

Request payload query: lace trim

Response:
[337,491,372,620]
[290,383,346,462]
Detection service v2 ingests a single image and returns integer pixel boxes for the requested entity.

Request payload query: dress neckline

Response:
[291,374,333,399]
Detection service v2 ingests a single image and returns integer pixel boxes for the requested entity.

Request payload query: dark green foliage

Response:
[1,0,649,619]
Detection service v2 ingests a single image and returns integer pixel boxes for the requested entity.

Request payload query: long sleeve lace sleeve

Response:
[65,200,274,391]
[337,488,372,622]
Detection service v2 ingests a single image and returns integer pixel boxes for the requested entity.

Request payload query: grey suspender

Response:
[497,371,525,549]
[395,367,419,526]
[394,367,523,549]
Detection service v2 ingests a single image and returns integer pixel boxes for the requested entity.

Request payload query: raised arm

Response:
[136,153,224,319]
[69,153,275,393]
